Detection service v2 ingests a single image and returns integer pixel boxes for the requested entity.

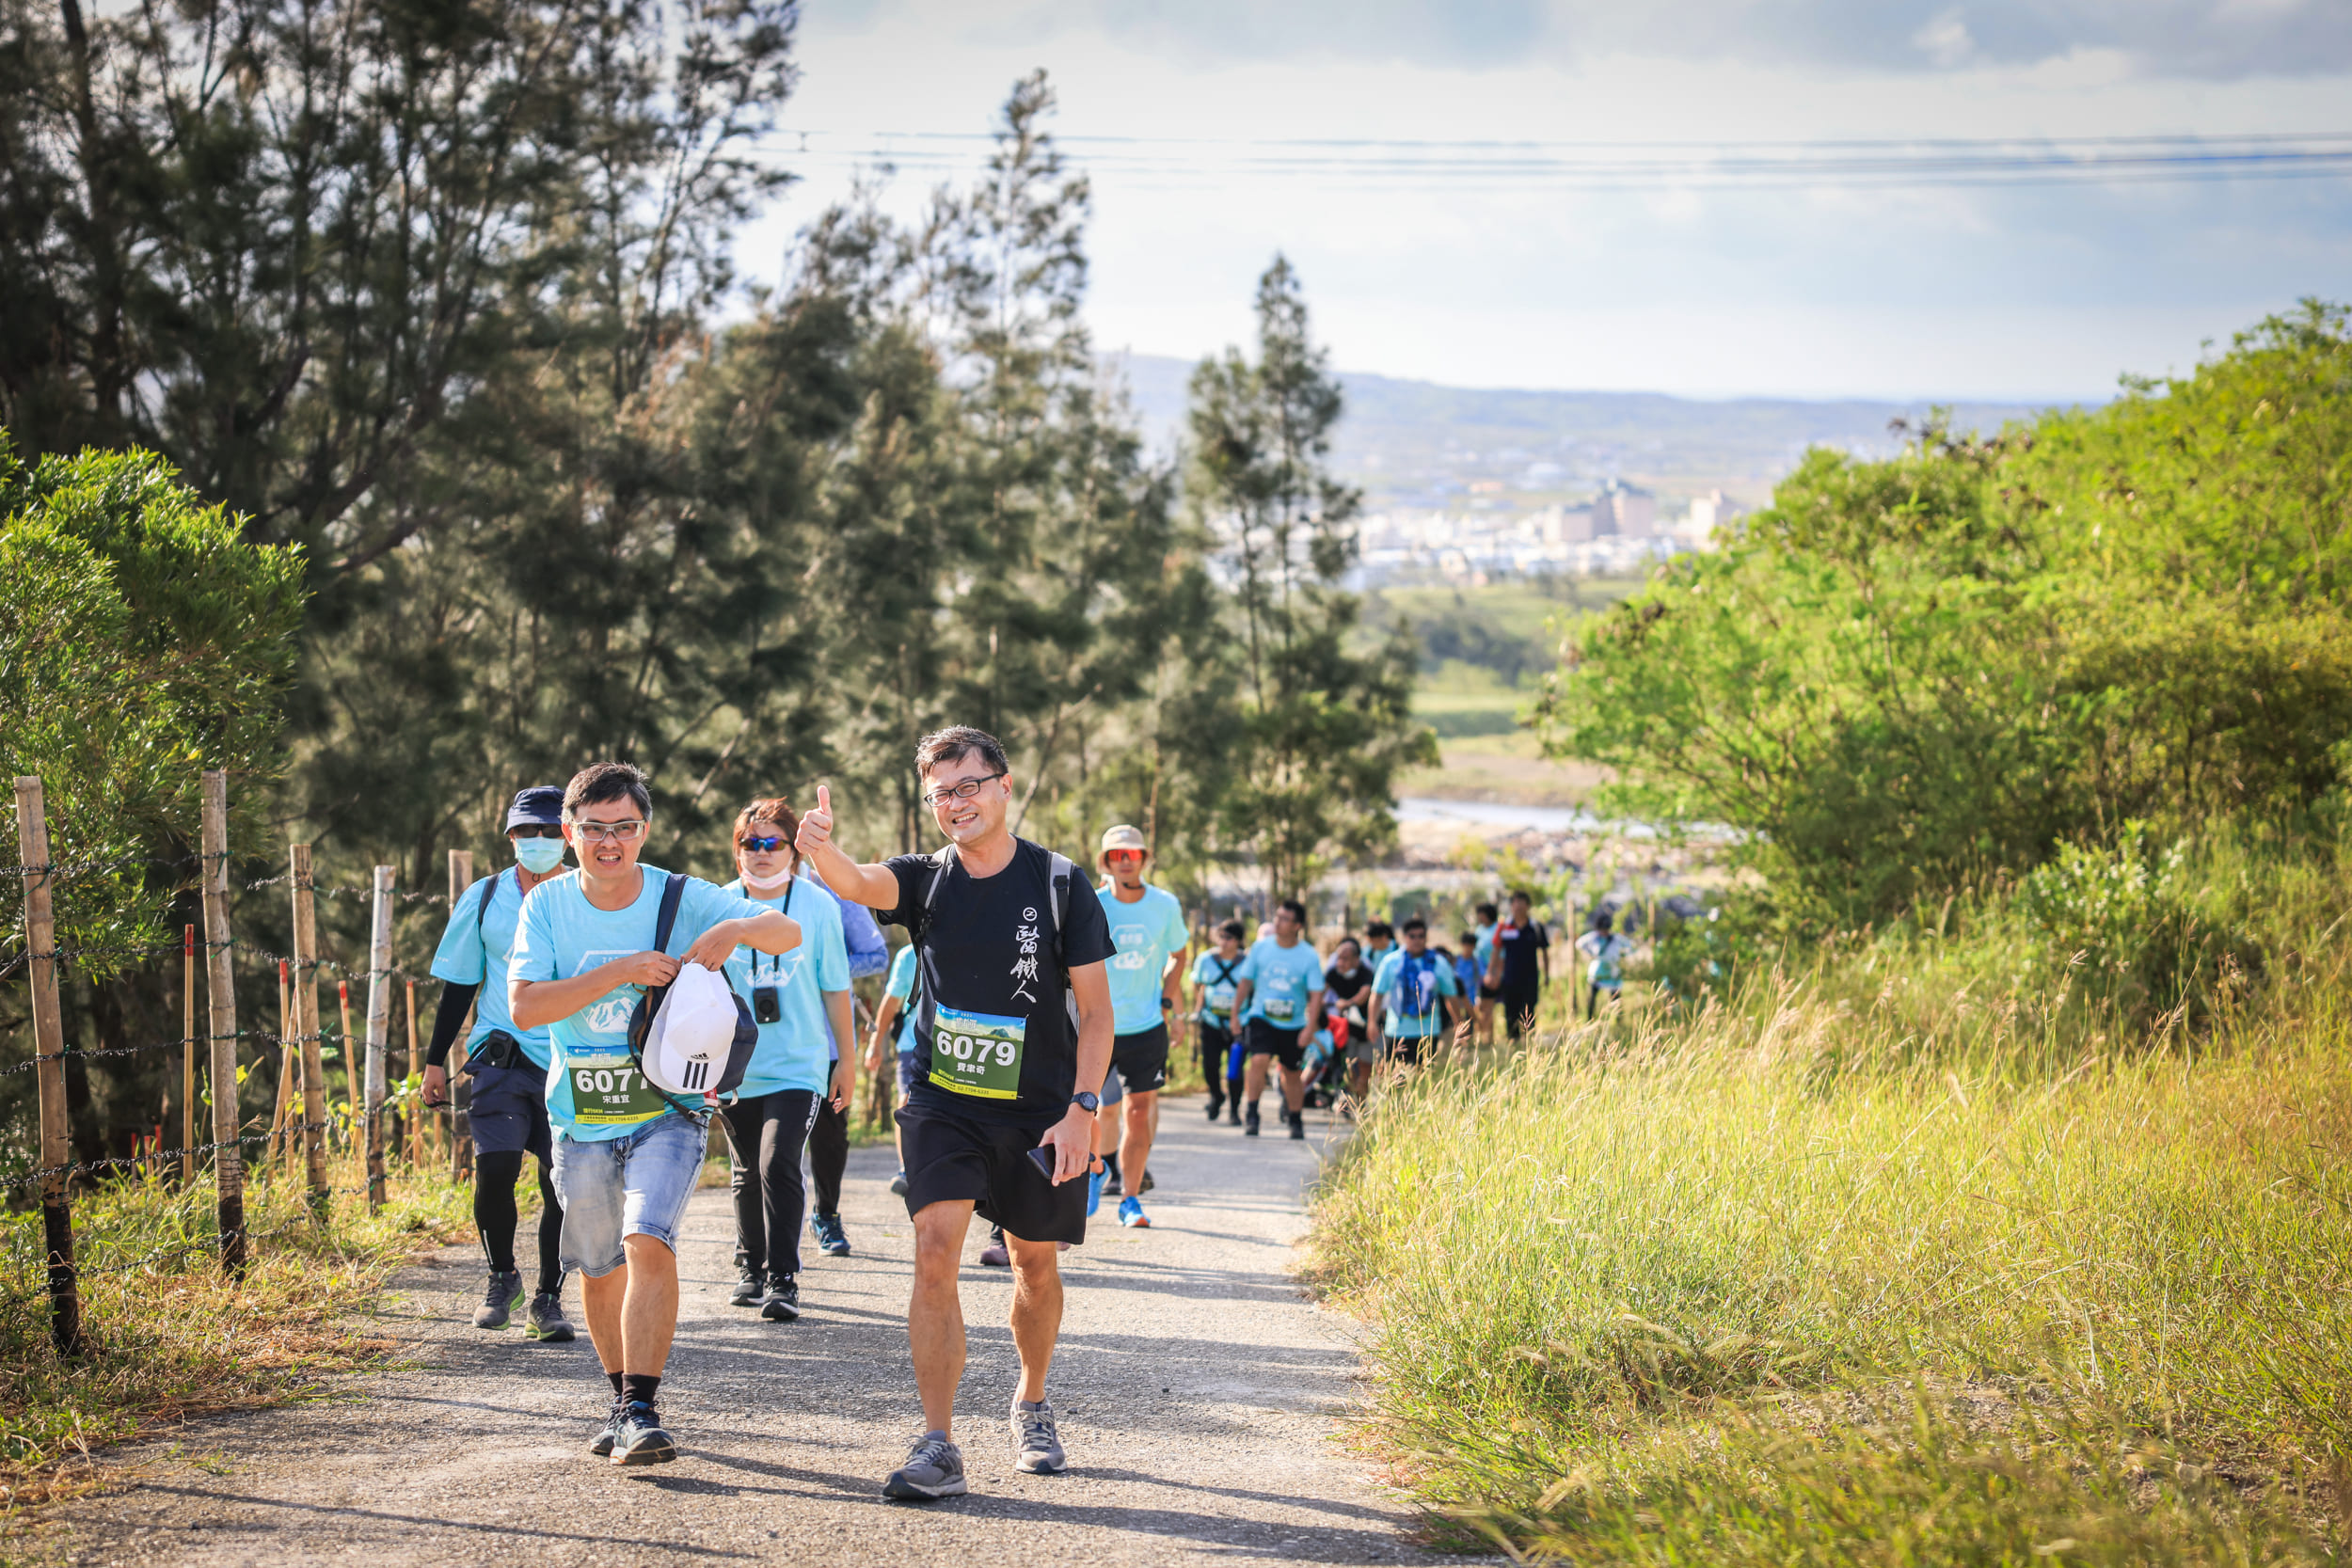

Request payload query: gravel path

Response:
[41,1097,1446,1565]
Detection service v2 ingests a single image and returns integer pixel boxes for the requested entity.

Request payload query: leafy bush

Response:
[2016,826,2262,1023]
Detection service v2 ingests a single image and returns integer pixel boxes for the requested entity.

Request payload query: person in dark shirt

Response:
[1485,887,1552,1041]
[795,725,1114,1501]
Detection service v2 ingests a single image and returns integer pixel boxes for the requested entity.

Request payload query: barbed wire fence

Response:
[7,771,483,1355]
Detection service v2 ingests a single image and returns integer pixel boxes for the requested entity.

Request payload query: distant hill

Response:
[1106,352,2063,493]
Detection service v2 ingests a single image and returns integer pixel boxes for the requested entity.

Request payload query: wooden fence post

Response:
[13,778,81,1354]
[447,849,474,1181]
[269,958,297,1169]
[199,771,246,1278]
[181,924,197,1186]
[362,865,392,1212]
[405,979,421,1167]
[289,846,330,1213]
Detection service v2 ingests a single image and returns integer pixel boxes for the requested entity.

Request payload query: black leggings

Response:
[808,1091,849,1217]
[1200,1024,1241,1106]
[474,1149,564,1298]
[723,1087,818,1280]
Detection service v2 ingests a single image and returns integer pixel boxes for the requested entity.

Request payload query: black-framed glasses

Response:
[507,824,564,839]
[920,772,1006,808]
[739,834,787,853]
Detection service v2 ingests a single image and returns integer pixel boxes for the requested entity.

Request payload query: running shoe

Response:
[883,1431,968,1500]
[889,1168,910,1196]
[1011,1399,1067,1475]
[1226,1101,1242,1126]
[760,1273,802,1323]
[979,1227,1010,1268]
[1289,1110,1307,1141]
[611,1401,677,1466]
[810,1212,851,1258]
[730,1261,765,1307]
[1117,1196,1149,1228]
[474,1268,524,1330]
[1244,1105,1261,1137]
[1085,1165,1107,1217]
[1139,1169,1155,1194]
[1204,1097,1223,1121]
[524,1291,576,1342]
[589,1393,627,1457]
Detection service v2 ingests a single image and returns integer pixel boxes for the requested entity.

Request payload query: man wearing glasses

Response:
[1089,824,1189,1229]
[794,726,1115,1501]
[509,762,802,1467]
[421,785,575,1342]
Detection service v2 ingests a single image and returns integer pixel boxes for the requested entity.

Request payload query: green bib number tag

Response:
[570,1058,672,1127]
[930,1006,1026,1101]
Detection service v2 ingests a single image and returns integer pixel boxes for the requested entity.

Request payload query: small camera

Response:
[751,985,782,1024]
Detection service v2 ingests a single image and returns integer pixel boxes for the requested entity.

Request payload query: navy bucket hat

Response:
[504,784,566,832]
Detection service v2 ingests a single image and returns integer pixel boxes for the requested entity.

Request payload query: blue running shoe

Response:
[1085,1165,1107,1218]
[1118,1195,1149,1228]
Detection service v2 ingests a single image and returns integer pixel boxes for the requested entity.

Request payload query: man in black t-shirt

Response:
[796,725,1115,1502]
[1486,887,1552,1041]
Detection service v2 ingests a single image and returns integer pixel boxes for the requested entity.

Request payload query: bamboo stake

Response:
[405,979,421,1167]
[362,866,392,1211]
[14,778,80,1353]
[337,979,358,1141]
[181,924,197,1187]
[289,847,329,1212]
[270,959,295,1170]
[199,771,246,1278]
[447,849,474,1181]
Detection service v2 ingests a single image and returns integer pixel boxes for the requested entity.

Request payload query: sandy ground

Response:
[30,1097,1451,1566]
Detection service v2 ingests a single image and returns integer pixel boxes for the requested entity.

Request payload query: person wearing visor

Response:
[422,784,575,1342]
[718,796,853,1323]
[509,762,801,1467]
[1089,824,1188,1229]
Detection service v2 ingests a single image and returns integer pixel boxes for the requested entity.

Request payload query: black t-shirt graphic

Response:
[880,839,1116,1127]
[1496,920,1550,990]
[1324,962,1373,1017]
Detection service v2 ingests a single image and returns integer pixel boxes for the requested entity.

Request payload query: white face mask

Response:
[513,836,565,875]
[740,866,792,894]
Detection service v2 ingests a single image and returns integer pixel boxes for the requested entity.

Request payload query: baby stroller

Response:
[1301,1000,1365,1109]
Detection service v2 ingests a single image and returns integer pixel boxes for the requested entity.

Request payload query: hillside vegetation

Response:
[1315,305,2352,1562]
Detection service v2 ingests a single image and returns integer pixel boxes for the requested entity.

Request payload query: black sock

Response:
[607,1370,625,1398]
[622,1372,660,1408]
[1101,1151,1120,1184]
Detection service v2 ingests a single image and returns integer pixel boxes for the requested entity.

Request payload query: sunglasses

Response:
[738,834,787,853]
[507,824,564,840]
[1104,848,1146,865]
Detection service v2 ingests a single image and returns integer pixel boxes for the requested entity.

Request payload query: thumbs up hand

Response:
[796,784,834,859]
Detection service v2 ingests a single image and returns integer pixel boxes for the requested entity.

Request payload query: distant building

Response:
[1537,504,1597,544]
[1684,488,1743,540]
[1589,480,1656,538]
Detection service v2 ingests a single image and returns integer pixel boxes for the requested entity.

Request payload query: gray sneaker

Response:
[882,1431,967,1500]
[1011,1398,1067,1474]
[473,1268,524,1329]
[524,1291,575,1342]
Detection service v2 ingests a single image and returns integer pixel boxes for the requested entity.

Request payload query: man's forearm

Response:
[804,837,898,910]
[512,969,624,1031]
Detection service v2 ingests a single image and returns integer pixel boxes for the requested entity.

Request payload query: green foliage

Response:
[2016,826,2264,1023]
[0,438,302,963]
[1539,303,2352,924]
[1185,258,1437,899]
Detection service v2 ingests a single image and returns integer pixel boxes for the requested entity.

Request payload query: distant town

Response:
[1353,478,1737,586]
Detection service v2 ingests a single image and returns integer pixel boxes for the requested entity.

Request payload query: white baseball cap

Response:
[643,963,737,1096]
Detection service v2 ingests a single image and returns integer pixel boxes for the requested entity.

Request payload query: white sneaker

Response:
[1011,1399,1067,1474]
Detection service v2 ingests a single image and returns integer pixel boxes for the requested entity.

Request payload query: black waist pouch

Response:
[461,1028,528,1074]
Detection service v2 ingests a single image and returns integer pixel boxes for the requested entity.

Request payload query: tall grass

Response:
[0,1157,470,1509]
[1312,829,2352,1560]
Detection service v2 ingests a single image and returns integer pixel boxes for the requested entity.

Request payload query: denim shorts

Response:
[550,1112,709,1277]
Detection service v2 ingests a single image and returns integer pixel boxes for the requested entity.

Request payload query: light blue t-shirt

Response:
[723,875,848,1097]
[1096,882,1189,1035]
[806,864,890,980]
[1473,923,1498,974]
[1190,948,1246,1026]
[508,864,775,1141]
[1373,947,1463,1038]
[1236,937,1326,1031]
[885,943,917,1001]
[429,867,557,1069]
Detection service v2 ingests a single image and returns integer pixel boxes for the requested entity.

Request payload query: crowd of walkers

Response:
[417,724,1574,1495]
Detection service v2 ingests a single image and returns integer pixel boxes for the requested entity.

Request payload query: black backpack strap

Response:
[472,869,502,947]
[638,872,690,1023]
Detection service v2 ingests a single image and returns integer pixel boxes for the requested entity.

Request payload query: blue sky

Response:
[732,1,2352,401]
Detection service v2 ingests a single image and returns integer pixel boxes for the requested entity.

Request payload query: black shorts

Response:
[1247,1018,1306,1070]
[897,1099,1087,1245]
[465,1060,552,1162]
[1109,1023,1170,1094]
[1385,1034,1434,1066]
[1477,981,1503,1003]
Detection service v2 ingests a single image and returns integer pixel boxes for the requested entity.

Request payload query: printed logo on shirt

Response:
[1011,911,1042,1005]
[578,949,641,1037]
[1110,920,1151,970]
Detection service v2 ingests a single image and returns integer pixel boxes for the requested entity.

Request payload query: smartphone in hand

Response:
[1025,1144,1059,1181]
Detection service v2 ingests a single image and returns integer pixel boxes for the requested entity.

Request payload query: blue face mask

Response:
[513,835,566,874]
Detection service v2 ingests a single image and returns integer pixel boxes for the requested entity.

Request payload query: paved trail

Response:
[45,1098,1443,1566]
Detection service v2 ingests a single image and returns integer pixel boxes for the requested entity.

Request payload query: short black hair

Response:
[1592,910,1613,933]
[914,725,1009,779]
[1277,897,1307,924]
[1475,901,1499,921]
[1217,919,1246,942]
[1364,920,1393,941]
[564,761,651,820]
[1510,888,1534,905]
[1401,916,1427,934]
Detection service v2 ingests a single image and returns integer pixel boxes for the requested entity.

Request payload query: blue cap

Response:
[504,785,565,832]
